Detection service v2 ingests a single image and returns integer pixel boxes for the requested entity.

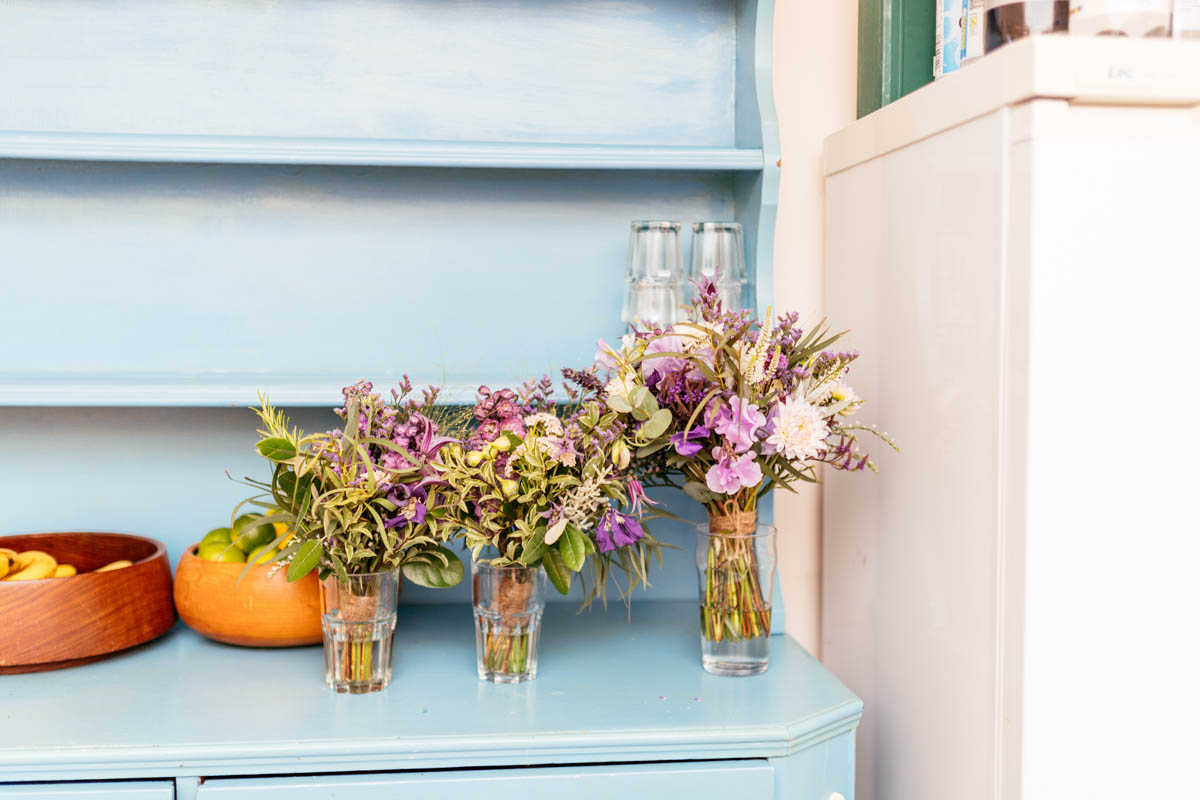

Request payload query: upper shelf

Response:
[0,132,764,170]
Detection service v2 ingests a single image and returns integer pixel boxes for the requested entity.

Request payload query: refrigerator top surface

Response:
[824,36,1200,176]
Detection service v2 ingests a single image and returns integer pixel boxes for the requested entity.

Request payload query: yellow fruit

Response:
[5,550,57,581]
[273,522,293,548]
[0,548,18,577]
[95,560,133,572]
[246,544,280,566]
[53,564,77,578]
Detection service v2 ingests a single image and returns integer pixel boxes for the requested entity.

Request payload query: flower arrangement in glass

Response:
[438,373,670,683]
[242,379,465,692]
[594,279,896,675]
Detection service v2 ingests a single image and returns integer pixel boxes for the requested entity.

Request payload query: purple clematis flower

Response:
[384,485,428,528]
[595,508,646,553]
[670,424,710,457]
[711,396,766,453]
[705,449,763,494]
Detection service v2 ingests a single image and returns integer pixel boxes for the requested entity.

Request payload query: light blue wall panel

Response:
[0,0,736,147]
[0,406,711,605]
[1,163,735,403]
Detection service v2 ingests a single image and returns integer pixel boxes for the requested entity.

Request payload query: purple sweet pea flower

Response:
[638,331,688,383]
[669,424,710,457]
[705,449,764,494]
[594,338,620,371]
[711,396,766,453]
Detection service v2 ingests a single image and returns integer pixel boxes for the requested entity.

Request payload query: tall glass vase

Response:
[472,562,546,683]
[696,514,777,676]
[319,570,399,693]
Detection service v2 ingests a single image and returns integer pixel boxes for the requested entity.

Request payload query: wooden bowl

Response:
[174,544,322,647]
[0,532,175,674]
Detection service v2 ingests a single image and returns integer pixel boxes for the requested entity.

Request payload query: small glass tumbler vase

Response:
[472,562,546,683]
[320,570,399,693]
[696,517,777,676]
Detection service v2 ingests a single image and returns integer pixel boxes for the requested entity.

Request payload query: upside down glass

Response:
[687,222,748,311]
[696,521,777,676]
[320,570,400,693]
[472,562,546,683]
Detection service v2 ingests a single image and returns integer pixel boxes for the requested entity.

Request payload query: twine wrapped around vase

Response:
[338,592,380,622]
[495,571,535,623]
[707,509,758,535]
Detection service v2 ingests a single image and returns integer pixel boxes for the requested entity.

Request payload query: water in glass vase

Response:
[474,609,541,683]
[696,520,777,676]
[323,617,395,693]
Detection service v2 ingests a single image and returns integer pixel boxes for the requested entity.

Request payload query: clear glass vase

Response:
[696,517,777,676]
[472,562,546,683]
[319,570,399,693]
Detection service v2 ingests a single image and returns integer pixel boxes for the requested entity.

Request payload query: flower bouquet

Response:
[438,373,669,683]
[241,379,465,692]
[595,279,895,674]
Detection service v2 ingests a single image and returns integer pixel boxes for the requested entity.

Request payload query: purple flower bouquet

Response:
[593,278,896,674]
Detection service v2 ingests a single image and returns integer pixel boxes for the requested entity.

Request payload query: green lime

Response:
[247,544,280,566]
[231,514,275,554]
[200,527,232,547]
[197,542,247,563]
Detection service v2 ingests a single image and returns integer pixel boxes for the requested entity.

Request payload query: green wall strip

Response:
[858,0,936,117]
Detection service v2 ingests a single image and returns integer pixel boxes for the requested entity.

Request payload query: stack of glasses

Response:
[622,220,749,331]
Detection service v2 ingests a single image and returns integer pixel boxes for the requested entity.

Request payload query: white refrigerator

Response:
[822,36,1200,800]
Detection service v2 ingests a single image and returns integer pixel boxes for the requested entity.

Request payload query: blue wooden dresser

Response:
[0,1,860,797]
[0,604,860,799]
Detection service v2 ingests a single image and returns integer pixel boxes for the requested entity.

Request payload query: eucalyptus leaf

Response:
[287,540,323,582]
[605,394,633,414]
[630,386,650,411]
[641,408,672,440]
[683,481,717,504]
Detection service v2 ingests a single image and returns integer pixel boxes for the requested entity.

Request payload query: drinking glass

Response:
[688,222,748,310]
[627,221,683,282]
[320,570,400,693]
[473,562,546,683]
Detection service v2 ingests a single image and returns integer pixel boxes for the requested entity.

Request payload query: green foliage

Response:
[240,392,464,587]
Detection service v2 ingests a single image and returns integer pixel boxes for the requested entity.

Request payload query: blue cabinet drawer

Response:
[0,783,173,799]
[195,761,774,799]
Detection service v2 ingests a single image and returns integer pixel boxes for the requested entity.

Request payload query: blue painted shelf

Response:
[0,133,764,171]
[0,0,780,407]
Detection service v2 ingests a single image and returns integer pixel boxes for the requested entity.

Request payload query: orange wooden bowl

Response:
[174,543,322,647]
[0,532,175,674]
